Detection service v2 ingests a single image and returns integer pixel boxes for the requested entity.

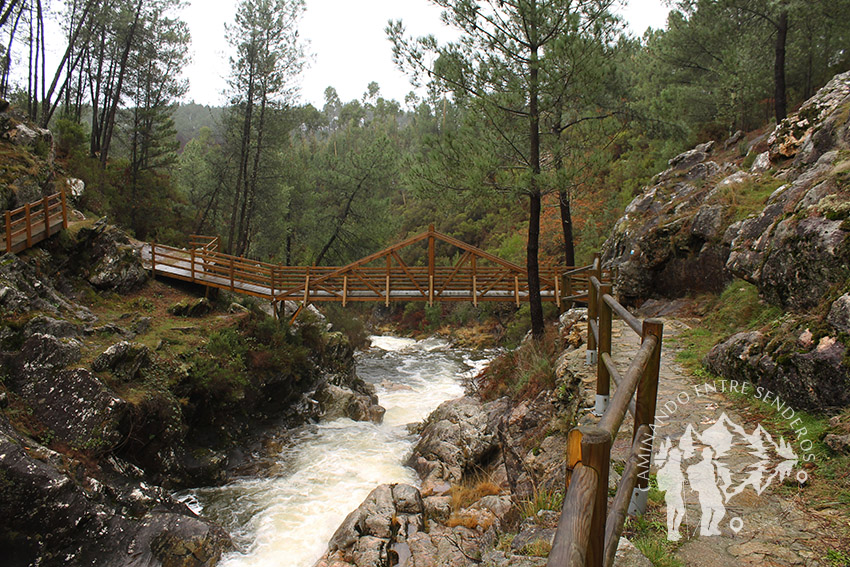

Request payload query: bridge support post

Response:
[150,242,156,278]
[629,318,663,516]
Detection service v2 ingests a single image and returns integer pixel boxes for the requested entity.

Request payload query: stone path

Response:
[574,318,834,566]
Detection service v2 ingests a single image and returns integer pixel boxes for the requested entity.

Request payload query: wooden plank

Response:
[514,275,520,307]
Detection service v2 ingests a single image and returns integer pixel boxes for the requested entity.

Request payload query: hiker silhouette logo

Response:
[654,412,800,541]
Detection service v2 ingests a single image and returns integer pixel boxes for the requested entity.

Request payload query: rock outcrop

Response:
[602,71,850,410]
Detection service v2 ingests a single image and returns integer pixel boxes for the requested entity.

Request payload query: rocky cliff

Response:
[0,218,381,566]
[602,71,850,411]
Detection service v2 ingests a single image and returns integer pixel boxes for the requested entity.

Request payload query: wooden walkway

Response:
[2,189,68,254]
[142,227,596,308]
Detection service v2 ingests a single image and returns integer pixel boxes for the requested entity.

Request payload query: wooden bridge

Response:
[142,226,598,309]
[2,188,68,254]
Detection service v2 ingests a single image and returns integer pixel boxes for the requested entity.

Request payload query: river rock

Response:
[0,414,230,566]
[408,397,501,491]
[328,484,425,558]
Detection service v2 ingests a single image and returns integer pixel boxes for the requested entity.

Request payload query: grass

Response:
[519,487,564,522]
[624,512,685,567]
[709,173,785,223]
[675,279,783,372]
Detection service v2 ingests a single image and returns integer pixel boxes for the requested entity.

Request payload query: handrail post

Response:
[4,210,10,253]
[595,283,612,416]
[42,195,50,237]
[342,274,348,307]
[471,255,478,307]
[428,224,435,307]
[24,203,32,247]
[60,186,68,228]
[629,318,663,516]
[580,425,612,567]
[385,255,391,307]
[190,248,196,282]
[230,257,235,291]
[586,280,598,366]
[563,272,574,311]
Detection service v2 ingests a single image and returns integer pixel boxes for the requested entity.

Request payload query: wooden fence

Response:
[2,188,68,254]
[145,227,601,309]
[547,257,663,567]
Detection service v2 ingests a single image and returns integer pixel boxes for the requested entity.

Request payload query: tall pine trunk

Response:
[527,36,544,340]
[558,189,576,266]
[773,10,788,122]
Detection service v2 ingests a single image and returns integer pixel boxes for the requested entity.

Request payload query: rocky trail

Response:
[576,317,837,566]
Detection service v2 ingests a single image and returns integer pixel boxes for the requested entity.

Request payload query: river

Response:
[178,335,491,567]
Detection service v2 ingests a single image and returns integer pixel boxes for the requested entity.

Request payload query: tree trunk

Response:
[100,0,143,167]
[558,189,576,266]
[527,35,544,340]
[773,10,788,122]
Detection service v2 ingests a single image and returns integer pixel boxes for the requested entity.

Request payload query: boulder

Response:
[78,222,148,292]
[14,332,81,371]
[315,382,385,424]
[168,297,213,317]
[328,484,426,561]
[824,434,850,454]
[750,151,771,173]
[0,254,94,320]
[705,330,850,411]
[23,316,81,339]
[92,341,153,381]
[407,397,501,489]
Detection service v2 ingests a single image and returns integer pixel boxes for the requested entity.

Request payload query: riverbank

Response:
[314,313,590,567]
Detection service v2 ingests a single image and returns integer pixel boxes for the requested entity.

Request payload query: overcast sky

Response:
[181,0,671,108]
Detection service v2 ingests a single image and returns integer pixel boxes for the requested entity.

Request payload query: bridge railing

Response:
[148,228,601,308]
[548,256,663,567]
[2,188,68,254]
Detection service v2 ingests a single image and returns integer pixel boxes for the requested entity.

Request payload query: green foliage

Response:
[53,118,88,157]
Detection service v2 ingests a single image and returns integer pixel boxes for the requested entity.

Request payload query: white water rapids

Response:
[179,336,491,567]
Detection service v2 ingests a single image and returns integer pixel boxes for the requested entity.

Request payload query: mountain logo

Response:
[654,412,800,541]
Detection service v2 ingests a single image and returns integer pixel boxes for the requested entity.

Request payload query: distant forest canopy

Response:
[1,0,849,328]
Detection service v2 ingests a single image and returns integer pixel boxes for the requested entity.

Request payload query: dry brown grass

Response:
[450,475,502,513]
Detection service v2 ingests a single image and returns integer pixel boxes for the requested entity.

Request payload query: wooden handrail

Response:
[550,265,663,567]
[2,189,67,255]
